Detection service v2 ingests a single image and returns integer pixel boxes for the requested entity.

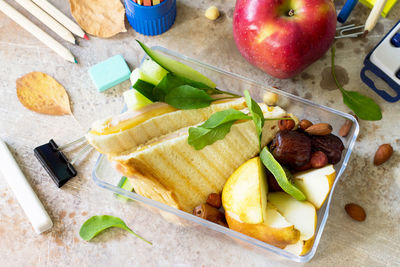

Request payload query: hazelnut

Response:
[278,116,295,131]
[206,193,222,209]
[310,151,328,168]
[299,119,313,131]
[205,6,220,20]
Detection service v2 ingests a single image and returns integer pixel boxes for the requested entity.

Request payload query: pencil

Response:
[364,0,388,34]
[31,0,88,40]
[0,0,76,63]
[14,0,76,44]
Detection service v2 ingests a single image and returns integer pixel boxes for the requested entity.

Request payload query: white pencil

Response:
[0,0,77,63]
[14,0,76,44]
[364,0,388,34]
[31,0,88,40]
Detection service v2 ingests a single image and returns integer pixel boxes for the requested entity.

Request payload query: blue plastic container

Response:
[124,0,176,36]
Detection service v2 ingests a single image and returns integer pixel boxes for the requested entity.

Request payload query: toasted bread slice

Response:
[114,106,287,212]
[86,98,247,155]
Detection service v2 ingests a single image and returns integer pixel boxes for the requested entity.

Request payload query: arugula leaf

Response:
[331,46,382,121]
[201,109,251,128]
[188,122,235,150]
[244,90,265,149]
[188,109,251,150]
[165,85,214,109]
[153,73,185,101]
[260,148,306,201]
[79,215,152,244]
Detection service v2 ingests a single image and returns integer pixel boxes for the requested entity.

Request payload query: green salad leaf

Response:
[188,109,251,150]
[331,46,382,121]
[260,148,306,201]
[244,90,265,150]
[79,215,152,245]
[165,85,215,109]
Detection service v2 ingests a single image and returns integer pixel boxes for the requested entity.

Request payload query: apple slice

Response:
[293,165,336,209]
[284,237,315,256]
[225,204,300,248]
[268,192,317,244]
[222,157,267,224]
[222,157,300,247]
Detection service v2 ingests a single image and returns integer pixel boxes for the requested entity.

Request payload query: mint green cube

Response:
[89,55,131,92]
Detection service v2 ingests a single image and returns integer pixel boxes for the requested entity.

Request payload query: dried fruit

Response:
[374,144,393,166]
[339,119,353,137]
[305,123,332,136]
[266,170,283,192]
[299,119,313,131]
[278,116,295,131]
[270,131,312,169]
[311,134,344,164]
[310,151,328,168]
[345,203,366,221]
[206,193,222,209]
[193,204,226,226]
[16,72,72,115]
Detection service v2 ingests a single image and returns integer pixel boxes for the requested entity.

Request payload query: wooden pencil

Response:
[364,0,388,34]
[0,0,76,63]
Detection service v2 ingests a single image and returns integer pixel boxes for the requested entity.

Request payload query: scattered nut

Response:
[345,203,366,221]
[310,151,328,168]
[374,144,393,166]
[193,203,224,224]
[305,123,332,136]
[339,119,353,137]
[205,6,220,20]
[263,91,279,106]
[299,119,313,131]
[278,116,295,131]
[206,193,222,209]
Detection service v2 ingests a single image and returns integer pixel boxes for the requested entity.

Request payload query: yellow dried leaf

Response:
[69,0,127,38]
[16,72,72,116]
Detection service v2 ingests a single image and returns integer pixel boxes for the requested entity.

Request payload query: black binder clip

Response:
[34,137,92,188]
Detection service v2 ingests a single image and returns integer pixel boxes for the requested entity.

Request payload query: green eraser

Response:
[89,55,131,92]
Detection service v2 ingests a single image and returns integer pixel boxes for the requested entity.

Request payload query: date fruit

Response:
[310,134,344,164]
[270,131,312,169]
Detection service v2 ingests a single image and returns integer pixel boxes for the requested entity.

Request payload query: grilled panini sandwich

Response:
[114,106,286,212]
[86,98,247,155]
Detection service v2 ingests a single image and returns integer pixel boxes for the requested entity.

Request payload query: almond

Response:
[339,119,353,137]
[299,119,313,131]
[305,123,332,136]
[374,144,393,166]
[345,203,366,221]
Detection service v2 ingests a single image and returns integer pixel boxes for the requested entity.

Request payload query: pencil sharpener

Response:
[361,20,400,102]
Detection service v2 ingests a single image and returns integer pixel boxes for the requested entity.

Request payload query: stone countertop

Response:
[1,0,399,266]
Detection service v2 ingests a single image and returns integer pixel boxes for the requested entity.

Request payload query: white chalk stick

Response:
[0,139,53,234]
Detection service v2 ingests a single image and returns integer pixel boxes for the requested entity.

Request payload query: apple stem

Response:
[288,9,295,16]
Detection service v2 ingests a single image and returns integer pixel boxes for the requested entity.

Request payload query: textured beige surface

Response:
[1,0,400,266]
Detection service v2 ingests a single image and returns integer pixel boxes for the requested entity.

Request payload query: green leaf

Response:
[260,148,306,201]
[188,121,235,150]
[132,79,156,102]
[341,90,382,120]
[154,73,186,101]
[165,85,214,109]
[79,215,152,245]
[331,46,382,121]
[201,109,251,128]
[244,90,264,149]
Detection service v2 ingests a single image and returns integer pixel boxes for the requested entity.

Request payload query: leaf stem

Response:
[331,46,344,92]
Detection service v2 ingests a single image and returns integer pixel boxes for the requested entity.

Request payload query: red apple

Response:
[233,0,336,79]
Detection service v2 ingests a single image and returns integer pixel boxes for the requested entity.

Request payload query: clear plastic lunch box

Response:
[92,47,359,262]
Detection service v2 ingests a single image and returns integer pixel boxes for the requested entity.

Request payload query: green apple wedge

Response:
[268,192,317,255]
[293,165,336,209]
[222,157,300,248]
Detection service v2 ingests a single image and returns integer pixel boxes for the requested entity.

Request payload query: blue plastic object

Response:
[89,55,131,92]
[124,0,176,36]
[361,20,400,102]
[337,0,359,23]
[391,32,400,47]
